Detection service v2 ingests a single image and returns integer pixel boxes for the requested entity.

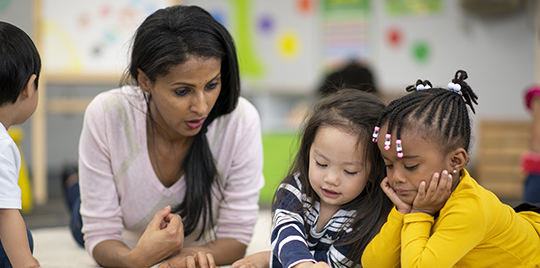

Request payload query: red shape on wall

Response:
[387,27,402,48]
[298,0,315,14]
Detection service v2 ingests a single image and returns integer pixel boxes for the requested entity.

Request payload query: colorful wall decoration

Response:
[40,0,176,77]
[385,0,443,16]
[321,0,371,70]
[183,0,321,93]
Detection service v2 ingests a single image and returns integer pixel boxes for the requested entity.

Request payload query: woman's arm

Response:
[211,99,265,247]
[0,209,40,268]
[92,206,184,267]
[159,238,246,268]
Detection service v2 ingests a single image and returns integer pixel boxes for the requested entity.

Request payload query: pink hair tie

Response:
[521,151,540,175]
[525,85,540,110]
[384,134,391,150]
[396,139,403,158]
[372,126,380,142]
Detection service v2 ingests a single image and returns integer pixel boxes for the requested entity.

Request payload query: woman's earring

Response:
[452,169,458,174]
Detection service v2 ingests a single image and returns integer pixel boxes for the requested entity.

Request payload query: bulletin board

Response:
[38,0,178,80]
[182,0,321,93]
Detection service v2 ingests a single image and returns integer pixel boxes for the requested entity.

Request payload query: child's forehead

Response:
[315,125,367,148]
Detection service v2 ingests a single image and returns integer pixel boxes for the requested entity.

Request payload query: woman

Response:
[68,5,264,267]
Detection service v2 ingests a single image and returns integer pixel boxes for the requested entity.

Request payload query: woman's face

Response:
[141,56,222,139]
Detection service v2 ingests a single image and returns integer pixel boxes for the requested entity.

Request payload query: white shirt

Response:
[0,123,22,209]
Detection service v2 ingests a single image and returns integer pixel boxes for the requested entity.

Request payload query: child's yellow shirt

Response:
[362,169,540,268]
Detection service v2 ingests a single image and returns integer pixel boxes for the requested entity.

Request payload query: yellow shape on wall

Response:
[277,30,300,60]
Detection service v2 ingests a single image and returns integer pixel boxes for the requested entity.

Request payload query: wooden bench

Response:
[476,119,530,200]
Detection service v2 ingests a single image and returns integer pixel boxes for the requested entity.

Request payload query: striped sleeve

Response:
[271,176,316,268]
[310,209,357,268]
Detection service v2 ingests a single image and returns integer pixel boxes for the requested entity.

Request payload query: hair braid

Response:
[448,95,460,138]
[439,95,455,130]
[414,90,443,119]
[396,102,421,141]
[453,70,478,114]
[375,70,479,158]
[426,92,447,126]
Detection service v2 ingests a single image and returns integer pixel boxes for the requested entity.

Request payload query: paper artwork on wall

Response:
[41,0,174,77]
[385,0,442,16]
[321,0,371,70]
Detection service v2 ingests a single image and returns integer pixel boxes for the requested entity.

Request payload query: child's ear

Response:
[21,74,37,99]
[449,148,468,171]
[137,68,151,93]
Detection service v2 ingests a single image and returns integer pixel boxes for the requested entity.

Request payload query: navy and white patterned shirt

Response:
[271,173,359,268]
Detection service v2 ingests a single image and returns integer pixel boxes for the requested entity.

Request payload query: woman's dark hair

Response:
[375,70,478,156]
[0,21,41,106]
[274,88,393,267]
[121,5,240,239]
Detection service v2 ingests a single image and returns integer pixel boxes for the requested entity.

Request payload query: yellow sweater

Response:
[362,169,540,268]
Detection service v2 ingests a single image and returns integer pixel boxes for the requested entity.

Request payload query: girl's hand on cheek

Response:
[380,177,411,214]
[411,170,453,215]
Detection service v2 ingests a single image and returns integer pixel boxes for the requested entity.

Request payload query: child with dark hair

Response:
[231,89,392,268]
[233,89,393,268]
[362,70,540,268]
[0,21,41,268]
[270,89,392,268]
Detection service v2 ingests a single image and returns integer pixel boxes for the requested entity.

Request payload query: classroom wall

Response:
[1,0,538,177]
[368,1,537,167]
[371,1,536,119]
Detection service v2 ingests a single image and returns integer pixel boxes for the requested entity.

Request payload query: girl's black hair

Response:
[0,21,41,106]
[121,5,240,240]
[375,70,478,156]
[274,88,393,267]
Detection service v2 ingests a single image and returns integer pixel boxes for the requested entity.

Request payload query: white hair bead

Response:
[448,82,461,93]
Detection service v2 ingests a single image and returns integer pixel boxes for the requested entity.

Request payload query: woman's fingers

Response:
[206,253,216,268]
[150,206,172,230]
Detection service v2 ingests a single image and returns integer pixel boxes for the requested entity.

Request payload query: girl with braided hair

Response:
[361,70,540,268]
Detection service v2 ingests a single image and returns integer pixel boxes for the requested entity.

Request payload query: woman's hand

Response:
[231,251,271,268]
[158,238,246,268]
[126,206,184,267]
[411,170,453,216]
[159,251,217,268]
[380,177,411,214]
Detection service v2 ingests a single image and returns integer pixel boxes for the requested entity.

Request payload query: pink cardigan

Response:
[78,86,264,259]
